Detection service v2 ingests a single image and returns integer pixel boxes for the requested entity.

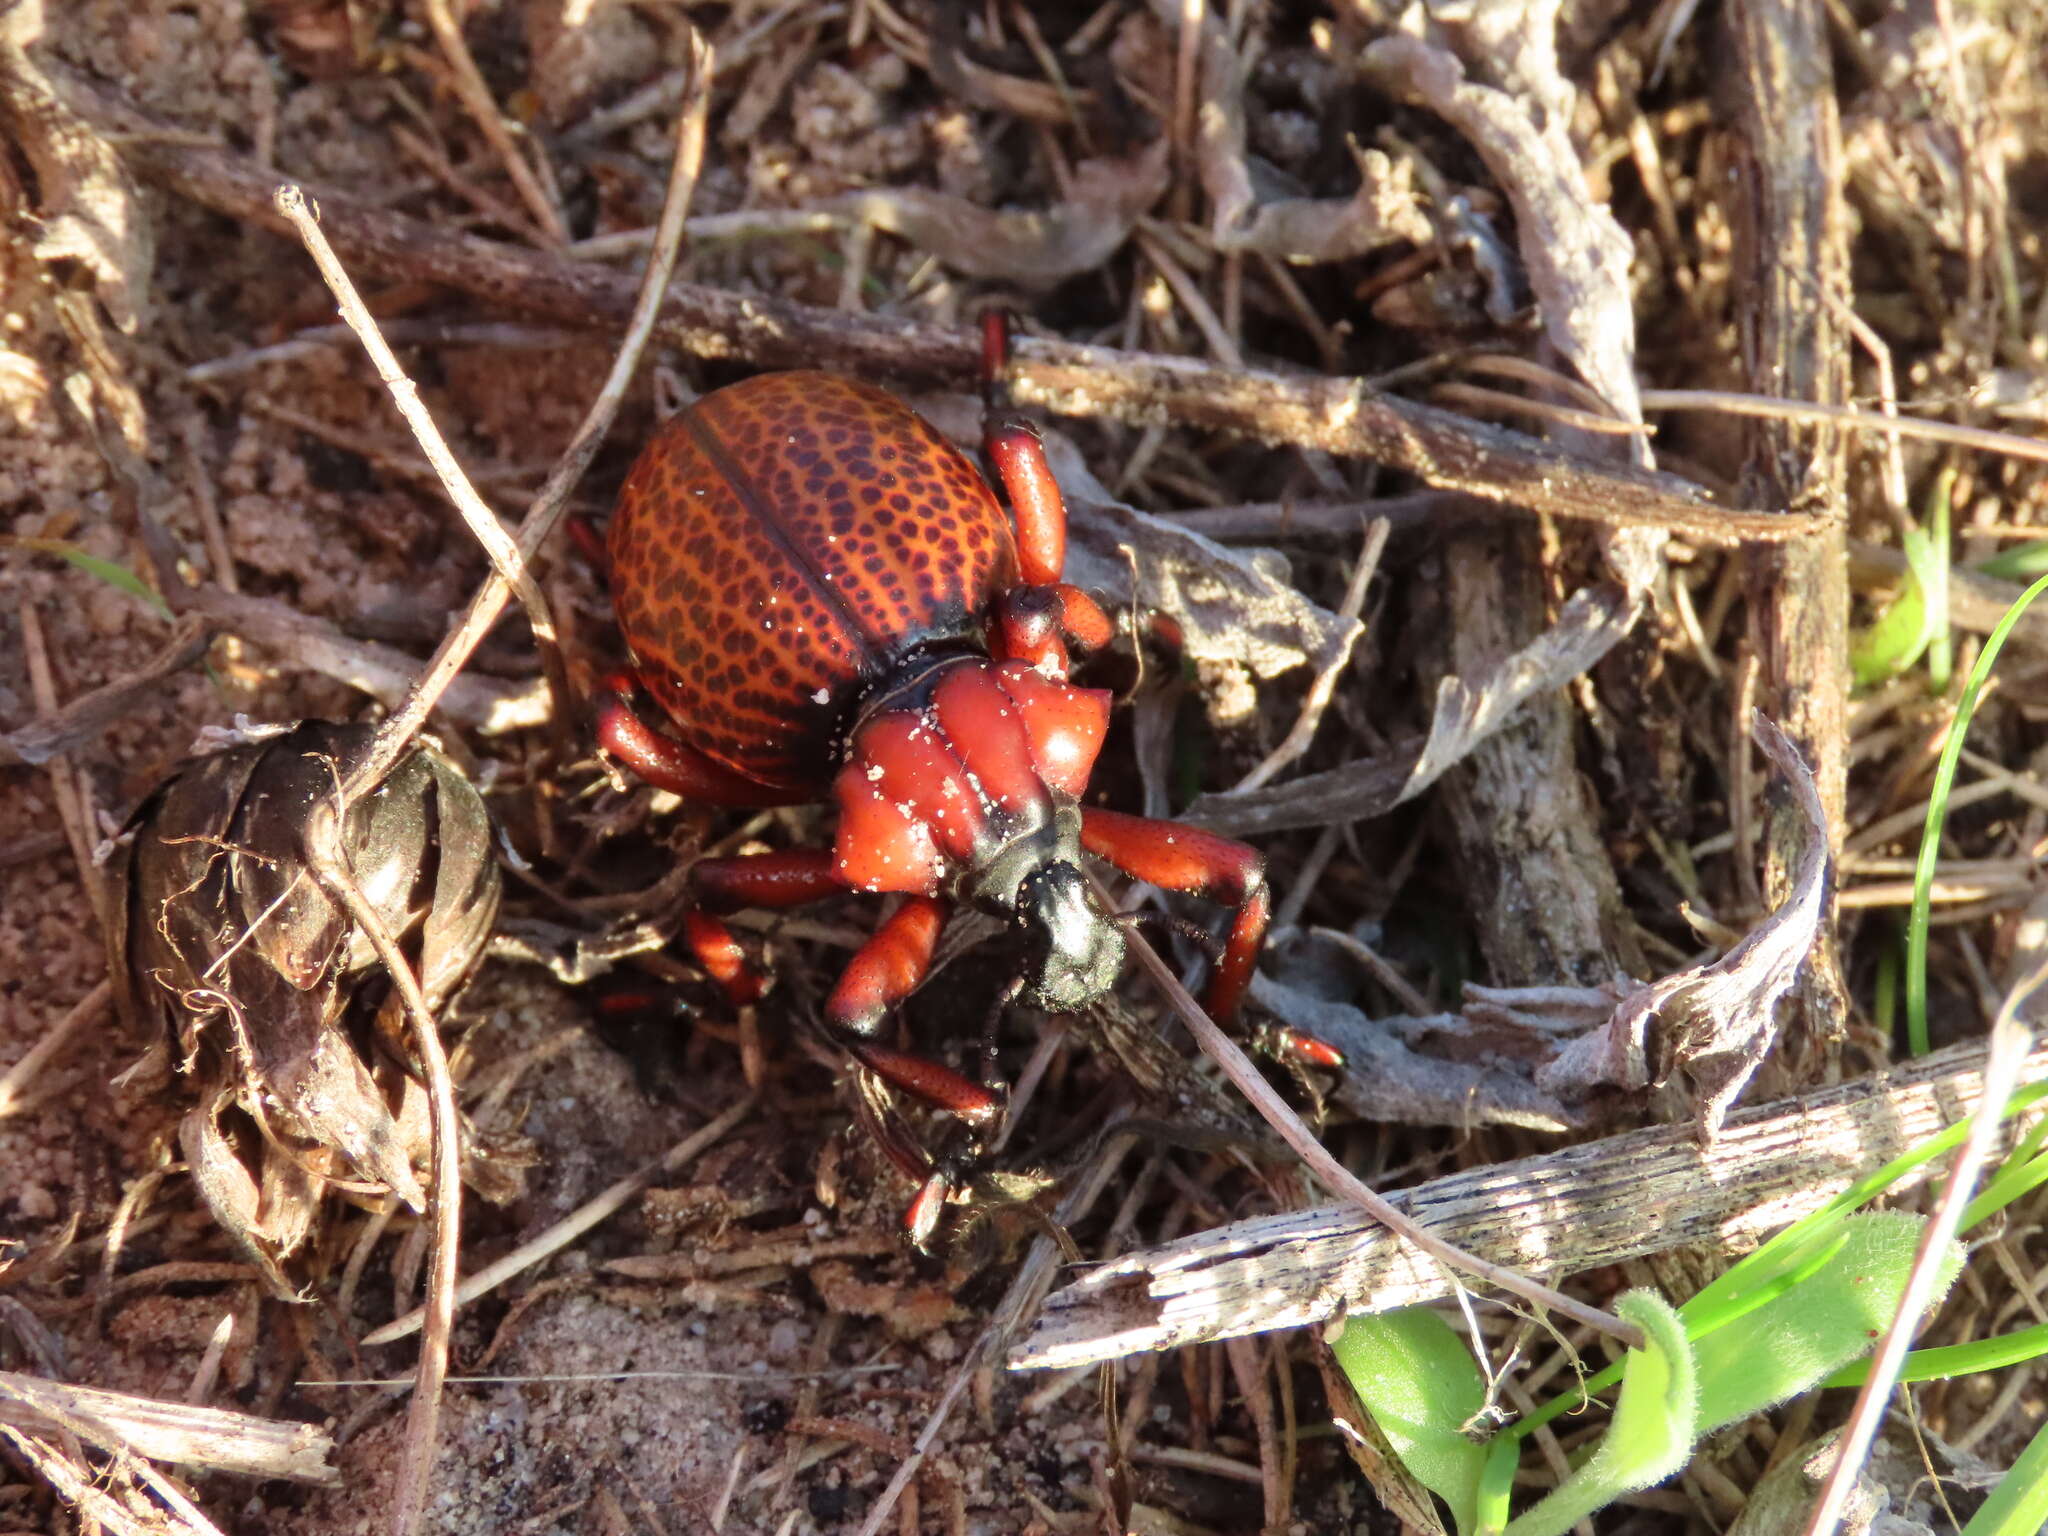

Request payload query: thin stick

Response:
[360,1091,757,1347]
[17,602,110,937]
[1090,870,1643,1348]
[0,981,111,1120]
[0,616,214,768]
[1229,518,1385,793]
[419,0,568,245]
[300,804,459,1536]
[1642,386,2048,467]
[272,183,564,737]
[261,28,712,824]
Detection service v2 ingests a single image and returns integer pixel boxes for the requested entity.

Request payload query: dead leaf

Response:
[1162,1,1428,262]
[1188,581,1635,835]
[829,139,1169,285]
[1041,431,1361,685]
[1539,714,1832,1138]
[1251,974,1583,1131]
[1217,143,1433,263]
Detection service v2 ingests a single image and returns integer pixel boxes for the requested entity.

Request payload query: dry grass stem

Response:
[298,806,460,1536]
[0,1372,337,1485]
[0,979,110,1121]
[272,183,566,751]
[1228,518,1387,794]
[419,0,567,245]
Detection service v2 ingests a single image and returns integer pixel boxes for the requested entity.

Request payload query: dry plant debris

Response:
[107,720,511,1294]
[1,0,2046,1533]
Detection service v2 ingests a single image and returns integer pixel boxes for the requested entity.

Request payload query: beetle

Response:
[595,319,1287,1234]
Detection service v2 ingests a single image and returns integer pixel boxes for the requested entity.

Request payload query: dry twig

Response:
[56,74,1821,547]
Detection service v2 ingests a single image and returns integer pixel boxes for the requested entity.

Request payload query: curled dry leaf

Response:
[108,721,522,1294]
[1220,143,1434,264]
[1163,1,1428,262]
[829,138,1170,285]
[1248,973,1582,1132]
[1361,33,1640,440]
[0,12,153,333]
[1189,580,1634,835]
[1539,714,1832,1137]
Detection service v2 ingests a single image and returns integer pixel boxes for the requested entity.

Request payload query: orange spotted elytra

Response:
[596,316,1288,1242]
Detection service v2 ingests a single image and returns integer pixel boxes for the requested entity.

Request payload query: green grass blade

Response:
[1907,568,2048,1054]
[1822,1317,2048,1387]
[1959,1412,2048,1536]
[6,537,174,622]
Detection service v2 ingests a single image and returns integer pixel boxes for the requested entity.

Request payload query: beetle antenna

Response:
[1109,908,1224,961]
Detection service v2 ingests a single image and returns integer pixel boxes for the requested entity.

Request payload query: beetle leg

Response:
[979,309,1014,409]
[1079,808,1271,1025]
[986,422,1069,588]
[825,896,1004,1127]
[1054,583,1114,651]
[595,685,808,807]
[693,848,845,910]
[679,910,764,1006]
[675,849,848,1007]
[990,583,1115,675]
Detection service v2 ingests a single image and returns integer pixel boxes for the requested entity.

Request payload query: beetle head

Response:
[1017,862,1124,1012]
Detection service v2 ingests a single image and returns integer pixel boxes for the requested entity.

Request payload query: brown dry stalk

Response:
[298,805,459,1536]
[60,75,1801,547]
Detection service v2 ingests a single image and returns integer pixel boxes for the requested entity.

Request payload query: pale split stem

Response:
[1641,386,2048,467]
[1089,868,1645,1350]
